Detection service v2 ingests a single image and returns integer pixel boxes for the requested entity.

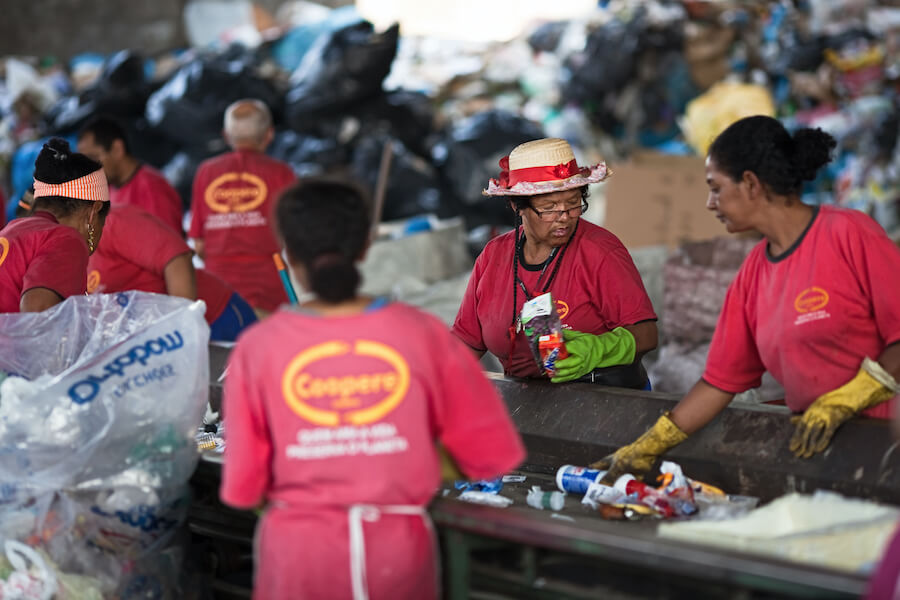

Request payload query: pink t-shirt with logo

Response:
[452,220,657,377]
[220,303,525,599]
[703,205,900,418]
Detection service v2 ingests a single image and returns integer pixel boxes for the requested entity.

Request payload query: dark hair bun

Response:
[44,137,72,160]
[34,137,102,185]
[792,128,836,182]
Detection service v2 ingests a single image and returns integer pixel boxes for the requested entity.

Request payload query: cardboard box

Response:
[603,152,724,250]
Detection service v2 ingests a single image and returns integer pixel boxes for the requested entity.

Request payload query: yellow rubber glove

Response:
[591,412,688,484]
[550,327,636,383]
[790,357,899,458]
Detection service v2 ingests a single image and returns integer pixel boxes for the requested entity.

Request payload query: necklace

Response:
[509,220,578,336]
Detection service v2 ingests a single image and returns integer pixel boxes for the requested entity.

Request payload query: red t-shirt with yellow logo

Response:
[452,220,657,377]
[111,164,184,235]
[703,205,900,417]
[87,205,232,323]
[220,303,525,599]
[188,150,295,312]
[0,211,88,312]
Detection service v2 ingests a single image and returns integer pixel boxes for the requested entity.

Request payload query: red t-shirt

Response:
[220,303,524,598]
[452,220,658,377]
[0,211,89,312]
[110,164,184,235]
[195,268,235,324]
[188,150,294,312]
[87,205,232,324]
[703,205,900,418]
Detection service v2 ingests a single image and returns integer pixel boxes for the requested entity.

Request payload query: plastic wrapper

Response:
[520,292,568,376]
[0,292,210,597]
[454,477,503,494]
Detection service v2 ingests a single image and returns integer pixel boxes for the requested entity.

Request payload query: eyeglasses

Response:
[529,201,589,223]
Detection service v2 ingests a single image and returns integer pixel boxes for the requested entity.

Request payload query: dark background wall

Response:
[0,0,351,61]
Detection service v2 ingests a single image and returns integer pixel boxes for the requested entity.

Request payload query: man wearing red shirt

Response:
[77,117,184,235]
[88,204,256,341]
[188,99,294,314]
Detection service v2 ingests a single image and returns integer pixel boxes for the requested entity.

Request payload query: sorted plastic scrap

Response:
[520,292,568,377]
[579,461,756,521]
[455,477,503,494]
[458,491,514,508]
[526,486,566,511]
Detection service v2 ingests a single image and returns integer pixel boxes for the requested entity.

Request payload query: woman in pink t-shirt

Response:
[0,138,109,313]
[219,178,525,599]
[593,115,900,482]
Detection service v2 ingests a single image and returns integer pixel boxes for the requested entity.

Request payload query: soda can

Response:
[555,465,607,495]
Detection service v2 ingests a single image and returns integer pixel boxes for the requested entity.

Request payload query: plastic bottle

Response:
[613,474,676,518]
[527,486,566,511]
[556,465,607,494]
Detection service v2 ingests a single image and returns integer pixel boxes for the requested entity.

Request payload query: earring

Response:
[87,222,95,253]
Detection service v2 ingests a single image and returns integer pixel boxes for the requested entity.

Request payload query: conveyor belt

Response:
[199,344,891,598]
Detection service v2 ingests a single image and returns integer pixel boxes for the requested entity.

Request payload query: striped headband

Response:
[33,168,109,202]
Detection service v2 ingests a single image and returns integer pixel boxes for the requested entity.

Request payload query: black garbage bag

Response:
[146,46,283,148]
[284,22,399,131]
[268,129,348,176]
[126,118,183,170]
[290,90,437,160]
[44,50,150,135]
[160,147,220,209]
[562,17,644,104]
[351,135,459,223]
[527,21,568,53]
[431,110,543,227]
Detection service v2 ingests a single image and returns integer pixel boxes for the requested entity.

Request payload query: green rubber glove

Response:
[550,327,636,383]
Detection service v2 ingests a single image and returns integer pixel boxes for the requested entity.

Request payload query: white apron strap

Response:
[348,504,430,600]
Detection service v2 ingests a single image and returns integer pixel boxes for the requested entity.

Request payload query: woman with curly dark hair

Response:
[594,115,900,481]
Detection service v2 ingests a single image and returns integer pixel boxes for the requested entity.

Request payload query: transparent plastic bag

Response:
[0,292,209,596]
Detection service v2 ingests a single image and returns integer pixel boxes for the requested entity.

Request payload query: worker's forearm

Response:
[163,253,198,300]
[670,379,735,435]
[20,287,64,312]
[624,321,658,356]
[877,342,900,383]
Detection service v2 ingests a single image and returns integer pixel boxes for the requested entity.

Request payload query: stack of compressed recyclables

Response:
[0,292,209,598]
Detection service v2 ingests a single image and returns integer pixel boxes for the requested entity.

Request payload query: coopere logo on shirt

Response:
[556,299,569,319]
[794,287,829,313]
[282,340,410,427]
[793,286,831,326]
[0,238,8,267]
[204,172,268,213]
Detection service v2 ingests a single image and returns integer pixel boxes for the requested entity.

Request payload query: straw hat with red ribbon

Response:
[483,138,610,196]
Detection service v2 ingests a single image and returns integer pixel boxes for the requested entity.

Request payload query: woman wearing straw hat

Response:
[0,138,109,312]
[452,138,658,388]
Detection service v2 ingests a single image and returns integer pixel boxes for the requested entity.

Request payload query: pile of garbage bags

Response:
[1,0,898,237]
[0,292,209,597]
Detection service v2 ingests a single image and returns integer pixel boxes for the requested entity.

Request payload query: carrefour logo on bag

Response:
[204,172,268,213]
[282,340,410,427]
